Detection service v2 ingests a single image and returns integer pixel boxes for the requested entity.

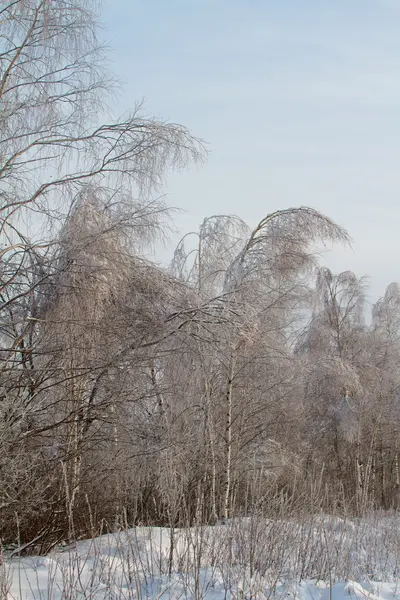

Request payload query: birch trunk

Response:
[223,356,235,520]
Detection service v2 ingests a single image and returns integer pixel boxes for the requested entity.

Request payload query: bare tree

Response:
[4,1,400,544]
[168,208,350,520]
[0,0,205,547]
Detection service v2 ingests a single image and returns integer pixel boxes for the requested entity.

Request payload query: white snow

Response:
[3,517,400,600]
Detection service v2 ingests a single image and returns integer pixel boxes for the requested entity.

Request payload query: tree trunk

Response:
[223,356,234,520]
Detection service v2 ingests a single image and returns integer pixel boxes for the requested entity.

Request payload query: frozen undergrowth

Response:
[3,514,400,600]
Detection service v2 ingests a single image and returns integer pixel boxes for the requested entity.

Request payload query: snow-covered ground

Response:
[3,516,400,600]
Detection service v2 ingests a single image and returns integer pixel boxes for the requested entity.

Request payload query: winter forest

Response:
[2,0,400,568]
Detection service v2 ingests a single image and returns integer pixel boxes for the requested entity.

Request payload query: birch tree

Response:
[0,0,203,546]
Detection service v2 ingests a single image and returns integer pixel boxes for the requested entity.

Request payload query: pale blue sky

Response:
[102,0,400,303]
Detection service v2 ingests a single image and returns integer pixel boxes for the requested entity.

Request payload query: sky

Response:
[102,0,400,305]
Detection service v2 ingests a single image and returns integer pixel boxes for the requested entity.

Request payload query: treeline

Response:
[1,0,400,552]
